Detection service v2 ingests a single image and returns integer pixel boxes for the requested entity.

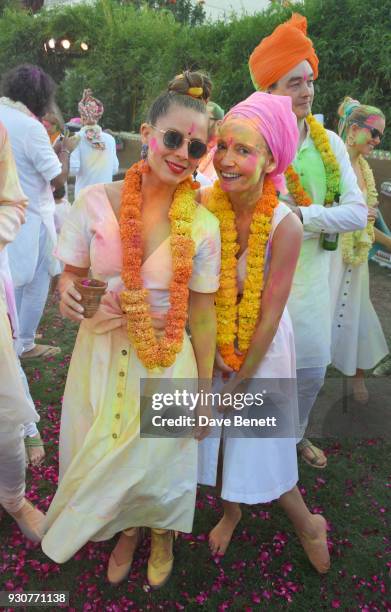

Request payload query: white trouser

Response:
[14,224,52,354]
[0,425,25,512]
[17,360,39,438]
[296,366,327,441]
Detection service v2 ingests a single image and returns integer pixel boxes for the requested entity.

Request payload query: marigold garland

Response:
[285,114,341,207]
[204,177,278,371]
[119,161,196,370]
[341,155,376,266]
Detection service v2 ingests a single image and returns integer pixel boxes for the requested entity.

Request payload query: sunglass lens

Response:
[188,140,207,159]
[372,128,382,141]
[164,130,183,149]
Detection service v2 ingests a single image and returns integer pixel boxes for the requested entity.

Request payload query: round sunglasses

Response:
[357,122,384,142]
[151,126,207,159]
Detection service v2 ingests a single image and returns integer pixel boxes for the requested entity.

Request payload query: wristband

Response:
[59,148,71,156]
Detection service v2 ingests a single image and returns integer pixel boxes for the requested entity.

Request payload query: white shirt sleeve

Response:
[24,121,62,183]
[299,131,367,234]
[111,136,119,177]
[69,144,81,177]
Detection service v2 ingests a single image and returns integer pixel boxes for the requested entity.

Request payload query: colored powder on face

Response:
[356,132,368,145]
[150,137,159,152]
[188,123,196,136]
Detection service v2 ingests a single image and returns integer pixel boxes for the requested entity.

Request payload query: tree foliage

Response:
[0,0,390,146]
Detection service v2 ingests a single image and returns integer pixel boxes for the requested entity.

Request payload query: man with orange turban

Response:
[249,14,367,468]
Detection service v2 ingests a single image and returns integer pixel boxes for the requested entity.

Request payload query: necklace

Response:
[119,161,197,369]
[341,155,376,266]
[285,114,341,206]
[204,177,278,370]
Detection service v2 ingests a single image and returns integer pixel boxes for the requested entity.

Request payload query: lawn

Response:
[1,292,390,611]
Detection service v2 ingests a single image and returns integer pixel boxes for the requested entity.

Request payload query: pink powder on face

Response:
[188,123,196,136]
[149,137,159,152]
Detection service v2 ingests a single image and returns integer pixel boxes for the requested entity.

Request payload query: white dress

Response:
[198,203,298,504]
[41,184,220,563]
[330,208,388,376]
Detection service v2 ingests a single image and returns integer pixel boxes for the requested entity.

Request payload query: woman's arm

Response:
[188,290,217,440]
[228,213,303,389]
[59,264,89,322]
[188,290,217,379]
[374,227,391,252]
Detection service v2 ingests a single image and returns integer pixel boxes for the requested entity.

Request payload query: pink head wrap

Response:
[223,92,299,192]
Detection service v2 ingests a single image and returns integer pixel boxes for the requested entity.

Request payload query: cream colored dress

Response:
[330,188,388,375]
[41,184,220,563]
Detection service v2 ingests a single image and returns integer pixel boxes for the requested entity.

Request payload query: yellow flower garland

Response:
[204,177,278,371]
[285,114,341,206]
[341,155,376,266]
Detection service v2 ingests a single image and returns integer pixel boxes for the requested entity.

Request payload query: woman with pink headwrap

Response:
[198,92,330,573]
[69,89,119,197]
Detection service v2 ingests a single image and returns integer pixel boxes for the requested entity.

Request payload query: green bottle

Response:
[321,194,340,251]
[321,232,339,251]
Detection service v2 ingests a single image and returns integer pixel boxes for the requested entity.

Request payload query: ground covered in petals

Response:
[1,264,390,611]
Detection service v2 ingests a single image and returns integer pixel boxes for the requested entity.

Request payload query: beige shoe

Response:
[7,498,45,543]
[107,528,140,585]
[147,529,175,589]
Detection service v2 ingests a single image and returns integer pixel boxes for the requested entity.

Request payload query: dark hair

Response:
[147,70,212,125]
[1,64,56,119]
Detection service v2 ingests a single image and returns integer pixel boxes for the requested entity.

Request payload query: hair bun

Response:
[168,70,211,102]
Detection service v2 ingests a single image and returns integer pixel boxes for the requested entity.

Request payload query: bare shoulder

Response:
[274,210,303,244]
[104,180,124,219]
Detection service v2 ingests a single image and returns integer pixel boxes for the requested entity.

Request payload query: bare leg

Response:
[209,499,242,555]
[209,442,241,555]
[351,369,368,404]
[278,485,330,573]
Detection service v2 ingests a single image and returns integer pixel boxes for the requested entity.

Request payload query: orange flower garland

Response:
[205,176,278,371]
[119,161,196,370]
[285,114,341,207]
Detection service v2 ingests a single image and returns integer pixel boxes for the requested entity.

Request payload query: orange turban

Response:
[249,13,319,91]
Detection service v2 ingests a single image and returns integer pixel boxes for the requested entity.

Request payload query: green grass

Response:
[1,294,389,611]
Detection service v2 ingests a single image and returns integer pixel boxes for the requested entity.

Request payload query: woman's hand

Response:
[367,206,378,222]
[194,401,211,441]
[214,349,234,374]
[59,282,84,322]
[63,134,80,153]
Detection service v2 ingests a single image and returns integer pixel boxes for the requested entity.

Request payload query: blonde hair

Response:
[338,96,384,142]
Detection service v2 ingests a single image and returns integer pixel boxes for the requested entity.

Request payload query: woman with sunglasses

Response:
[41,71,220,588]
[198,92,330,574]
[329,97,388,403]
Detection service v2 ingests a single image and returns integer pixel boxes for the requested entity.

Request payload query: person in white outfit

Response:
[0,64,79,359]
[330,97,388,403]
[69,89,119,197]
[198,92,330,574]
[0,120,44,542]
[249,14,367,468]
